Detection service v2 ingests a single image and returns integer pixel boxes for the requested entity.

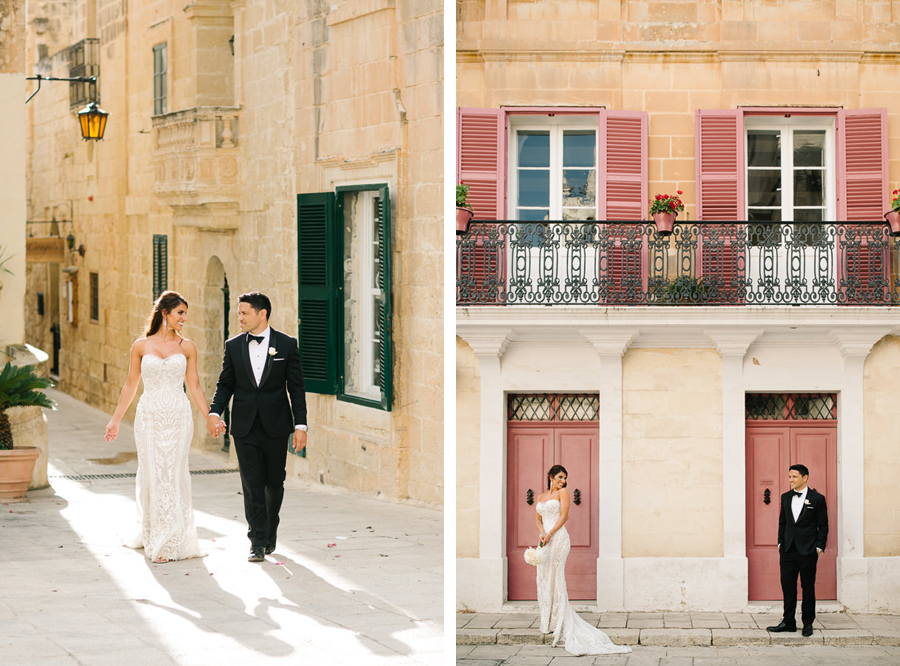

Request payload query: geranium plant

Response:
[890,188,900,211]
[456,183,471,209]
[648,191,685,216]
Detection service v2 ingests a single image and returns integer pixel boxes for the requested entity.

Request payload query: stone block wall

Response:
[622,348,724,557]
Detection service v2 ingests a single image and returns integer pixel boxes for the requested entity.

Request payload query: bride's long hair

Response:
[547,464,568,490]
[144,291,188,339]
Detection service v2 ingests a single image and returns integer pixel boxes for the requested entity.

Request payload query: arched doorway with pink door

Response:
[506,393,600,600]
[745,393,838,602]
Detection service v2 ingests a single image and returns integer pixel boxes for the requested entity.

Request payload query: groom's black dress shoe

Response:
[265,544,275,555]
[802,624,813,637]
[766,622,797,633]
[248,547,265,562]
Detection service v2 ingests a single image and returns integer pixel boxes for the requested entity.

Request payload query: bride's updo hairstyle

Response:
[547,464,568,490]
[144,291,188,338]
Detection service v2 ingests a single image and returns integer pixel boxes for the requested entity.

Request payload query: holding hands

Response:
[206,414,226,438]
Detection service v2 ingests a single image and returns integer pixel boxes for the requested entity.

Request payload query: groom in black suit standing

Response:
[767,463,828,637]
[207,292,307,562]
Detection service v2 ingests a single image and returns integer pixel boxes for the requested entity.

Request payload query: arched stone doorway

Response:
[199,256,231,454]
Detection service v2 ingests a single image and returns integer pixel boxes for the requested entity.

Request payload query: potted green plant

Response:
[0,362,55,502]
[456,183,474,234]
[648,191,684,236]
[651,275,715,305]
[884,188,900,236]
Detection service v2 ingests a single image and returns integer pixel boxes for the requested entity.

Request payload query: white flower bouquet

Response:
[524,543,545,566]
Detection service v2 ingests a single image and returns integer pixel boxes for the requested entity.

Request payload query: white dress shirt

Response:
[791,485,808,522]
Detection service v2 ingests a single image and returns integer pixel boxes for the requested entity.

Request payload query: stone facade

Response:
[456,0,900,611]
[24,0,443,503]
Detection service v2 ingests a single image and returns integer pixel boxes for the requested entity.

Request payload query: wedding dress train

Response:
[537,498,631,656]
[130,353,201,562]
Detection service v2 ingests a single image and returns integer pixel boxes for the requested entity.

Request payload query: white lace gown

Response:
[537,499,631,655]
[130,354,201,562]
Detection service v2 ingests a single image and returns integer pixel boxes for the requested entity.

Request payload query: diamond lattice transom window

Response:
[745,393,837,421]
[508,393,599,422]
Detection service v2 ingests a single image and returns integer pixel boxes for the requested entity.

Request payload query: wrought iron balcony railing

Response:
[456,221,900,306]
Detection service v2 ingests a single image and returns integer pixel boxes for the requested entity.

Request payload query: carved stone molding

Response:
[152,106,241,230]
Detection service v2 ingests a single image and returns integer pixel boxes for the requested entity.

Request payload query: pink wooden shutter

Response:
[457,107,506,219]
[837,108,889,304]
[696,109,745,304]
[599,111,647,303]
[599,111,647,220]
[457,108,506,304]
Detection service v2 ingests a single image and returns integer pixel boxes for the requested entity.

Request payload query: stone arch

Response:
[196,256,229,451]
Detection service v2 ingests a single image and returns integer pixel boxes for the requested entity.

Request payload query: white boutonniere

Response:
[804,499,811,506]
[268,347,277,356]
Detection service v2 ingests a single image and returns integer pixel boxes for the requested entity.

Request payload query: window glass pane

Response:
[747,130,781,167]
[748,209,781,222]
[562,209,596,221]
[748,170,782,207]
[794,170,823,206]
[793,208,823,222]
[517,131,550,167]
[562,169,595,208]
[794,131,825,167]
[563,131,595,168]
[518,208,549,221]
[518,170,550,207]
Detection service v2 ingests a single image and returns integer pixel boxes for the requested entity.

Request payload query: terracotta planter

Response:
[884,208,900,237]
[0,447,41,502]
[456,207,474,234]
[652,211,677,236]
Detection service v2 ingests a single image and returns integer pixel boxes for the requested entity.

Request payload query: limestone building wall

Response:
[622,349,723,558]
[24,0,443,503]
[457,0,900,206]
[1,0,27,350]
[863,335,900,557]
[456,337,480,558]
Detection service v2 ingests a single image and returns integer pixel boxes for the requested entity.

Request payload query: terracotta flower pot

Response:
[884,208,900,237]
[456,207,474,234]
[652,210,677,236]
[0,447,41,502]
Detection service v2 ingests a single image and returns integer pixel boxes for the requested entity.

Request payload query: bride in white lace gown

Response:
[535,465,631,656]
[105,291,209,563]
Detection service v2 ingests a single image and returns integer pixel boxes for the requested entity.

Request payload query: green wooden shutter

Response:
[152,234,167,299]
[374,184,393,411]
[297,192,339,394]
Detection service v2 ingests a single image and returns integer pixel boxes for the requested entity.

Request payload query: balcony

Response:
[456,221,900,307]
[152,106,241,230]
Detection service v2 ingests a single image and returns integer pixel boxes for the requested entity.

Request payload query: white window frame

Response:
[744,115,836,222]
[341,188,382,402]
[508,115,598,221]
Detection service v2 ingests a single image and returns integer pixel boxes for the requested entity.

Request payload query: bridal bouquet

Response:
[524,543,545,566]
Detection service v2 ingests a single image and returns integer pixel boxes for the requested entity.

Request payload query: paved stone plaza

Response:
[457,610,900,665]
[0,389,443,665]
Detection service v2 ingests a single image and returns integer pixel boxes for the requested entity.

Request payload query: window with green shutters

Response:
[152,234,167,299]
[297,184,393,411]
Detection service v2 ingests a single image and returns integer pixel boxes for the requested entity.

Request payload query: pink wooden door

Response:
[507,423,600,600]
[746,423,837,600]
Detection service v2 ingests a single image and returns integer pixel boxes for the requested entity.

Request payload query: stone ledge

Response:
[821,629,874,646]
[496,628,543,644]
[639,628,712,646]
[768,631,824,645]
[873,631,900,646]
[711,629,771,646]
[457,629,498,645]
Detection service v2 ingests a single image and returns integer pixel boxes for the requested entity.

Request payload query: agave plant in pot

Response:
[0,362,55,502]
[456,183,475,234]
[649,191,684,236]
[885,189,900,237]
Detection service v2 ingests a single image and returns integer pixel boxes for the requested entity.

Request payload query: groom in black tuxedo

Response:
[767,463,828,637]
[208,292,307,562]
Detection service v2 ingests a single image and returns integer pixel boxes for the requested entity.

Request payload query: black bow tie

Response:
[246,334,264,345]
[792,490,803,498]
